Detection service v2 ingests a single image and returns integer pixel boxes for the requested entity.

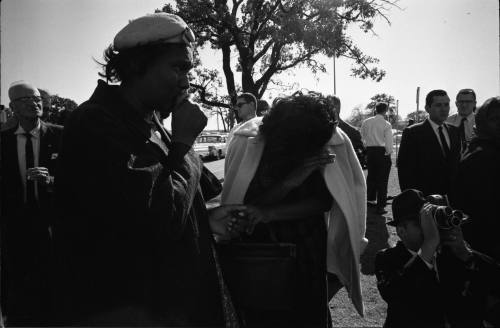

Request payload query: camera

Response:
[430,205,467,230]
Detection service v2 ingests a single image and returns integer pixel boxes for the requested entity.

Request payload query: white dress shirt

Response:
[428,119,450,154]
[14,121,41,202]
[360,114,393,155]
[446,112,475,143]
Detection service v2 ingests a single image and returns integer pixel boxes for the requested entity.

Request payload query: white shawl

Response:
[221,116,368,316]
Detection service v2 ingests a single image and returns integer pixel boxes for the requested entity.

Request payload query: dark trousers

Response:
[366,147,392,208]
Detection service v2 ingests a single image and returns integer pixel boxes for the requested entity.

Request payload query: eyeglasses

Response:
[14,96,42,103]
[234,102,247,108]
[457,100,475,104]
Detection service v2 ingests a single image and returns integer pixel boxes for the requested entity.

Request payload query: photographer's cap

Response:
[113,13,195,51]
[387,189,426,226]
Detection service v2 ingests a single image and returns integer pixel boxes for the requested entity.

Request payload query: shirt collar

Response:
[14,120,41,138]
[428,118,444,131]
[460,112,474,121]
[407,248,418,256]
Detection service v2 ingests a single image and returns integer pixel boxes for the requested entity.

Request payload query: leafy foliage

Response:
[405,110,427,123]
[160,0,398,127]
[44,94,78,125]
[346,104,371,128]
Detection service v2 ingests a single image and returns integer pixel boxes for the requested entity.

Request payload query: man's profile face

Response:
[235,97,255,122]
[397,220,424,251]
[426,95,450,124]
[141,45,194,115]
[9,84,43,120]
[455,93,476,117]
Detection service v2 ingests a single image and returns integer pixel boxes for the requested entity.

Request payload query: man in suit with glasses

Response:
[0,81,63,325]
[446,88,477,155]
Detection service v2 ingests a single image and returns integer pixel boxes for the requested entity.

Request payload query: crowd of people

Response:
[0,12,499,328]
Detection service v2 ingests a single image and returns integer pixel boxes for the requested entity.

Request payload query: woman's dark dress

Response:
[239,154,333,328]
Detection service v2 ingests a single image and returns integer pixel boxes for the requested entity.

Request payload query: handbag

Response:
[216,227,297,311]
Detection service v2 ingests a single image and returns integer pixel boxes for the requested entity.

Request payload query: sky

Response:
[1,0,499,130]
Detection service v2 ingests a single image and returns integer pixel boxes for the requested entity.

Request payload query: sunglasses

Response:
[234,102,247,108]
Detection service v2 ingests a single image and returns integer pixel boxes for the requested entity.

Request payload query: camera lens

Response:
[450,210,464,227]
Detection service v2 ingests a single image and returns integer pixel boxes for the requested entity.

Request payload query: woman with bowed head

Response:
[221,91,368,327]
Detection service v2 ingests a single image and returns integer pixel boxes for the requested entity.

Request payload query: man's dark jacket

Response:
[53,81,226,326]
[0,121,62,324]
[338,119,366,167]
[449,140,500,261]
[397,119,460,195]
[376,241,500,328]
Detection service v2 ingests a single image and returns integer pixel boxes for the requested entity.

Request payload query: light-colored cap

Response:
[8,81,40,101]
[113,13,195,51]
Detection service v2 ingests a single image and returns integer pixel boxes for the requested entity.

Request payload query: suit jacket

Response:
[375,242,444,328]
[0,121,62,217]
[449,140,500,260]
[397,119,460,196]
[0,121,63,324]
[376,242,500,328]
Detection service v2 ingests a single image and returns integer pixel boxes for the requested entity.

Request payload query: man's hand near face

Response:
[166,93,207,165]
[171,93,207,147]
[420,203,441,263]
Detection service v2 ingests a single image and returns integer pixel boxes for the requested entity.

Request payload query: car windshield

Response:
[197,136,224,143]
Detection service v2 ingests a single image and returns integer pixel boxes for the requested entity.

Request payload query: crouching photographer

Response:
[375,189,500,328]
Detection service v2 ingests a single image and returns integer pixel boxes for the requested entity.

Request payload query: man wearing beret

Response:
[53,13,243,326]
[375,189,500,328]
[1,81,63,325]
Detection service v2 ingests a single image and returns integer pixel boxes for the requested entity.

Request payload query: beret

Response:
[113,13,195,51]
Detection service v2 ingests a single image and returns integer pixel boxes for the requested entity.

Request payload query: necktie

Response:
[25,133,36,206]
[438,126,450,158]
[459,117,467,151]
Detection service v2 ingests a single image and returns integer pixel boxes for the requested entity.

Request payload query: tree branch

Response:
[190,83,230,108]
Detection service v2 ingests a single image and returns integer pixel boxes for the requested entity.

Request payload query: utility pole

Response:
[416,86,420,122]
[395,99,400,157]
[333,55,337,95]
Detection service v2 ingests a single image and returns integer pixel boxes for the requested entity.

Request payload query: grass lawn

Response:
[330,153,401,327]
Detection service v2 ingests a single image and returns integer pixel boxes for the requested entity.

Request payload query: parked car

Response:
[194,134,227,160]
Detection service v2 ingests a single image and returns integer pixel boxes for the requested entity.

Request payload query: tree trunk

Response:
[222,45,237,128]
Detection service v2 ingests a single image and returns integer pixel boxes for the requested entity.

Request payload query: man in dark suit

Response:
[329,95,366,168]
[376,189,500,328]
[0,81,63,325]
[397,89,460,196]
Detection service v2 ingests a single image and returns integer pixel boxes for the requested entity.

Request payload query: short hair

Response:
[237,93,257,109]
[256,99,270,116]
[375,102,388,114]
[456,88,476,101]
[98,43,188,83]
[425,89,448,107]
[326,95,341,114]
